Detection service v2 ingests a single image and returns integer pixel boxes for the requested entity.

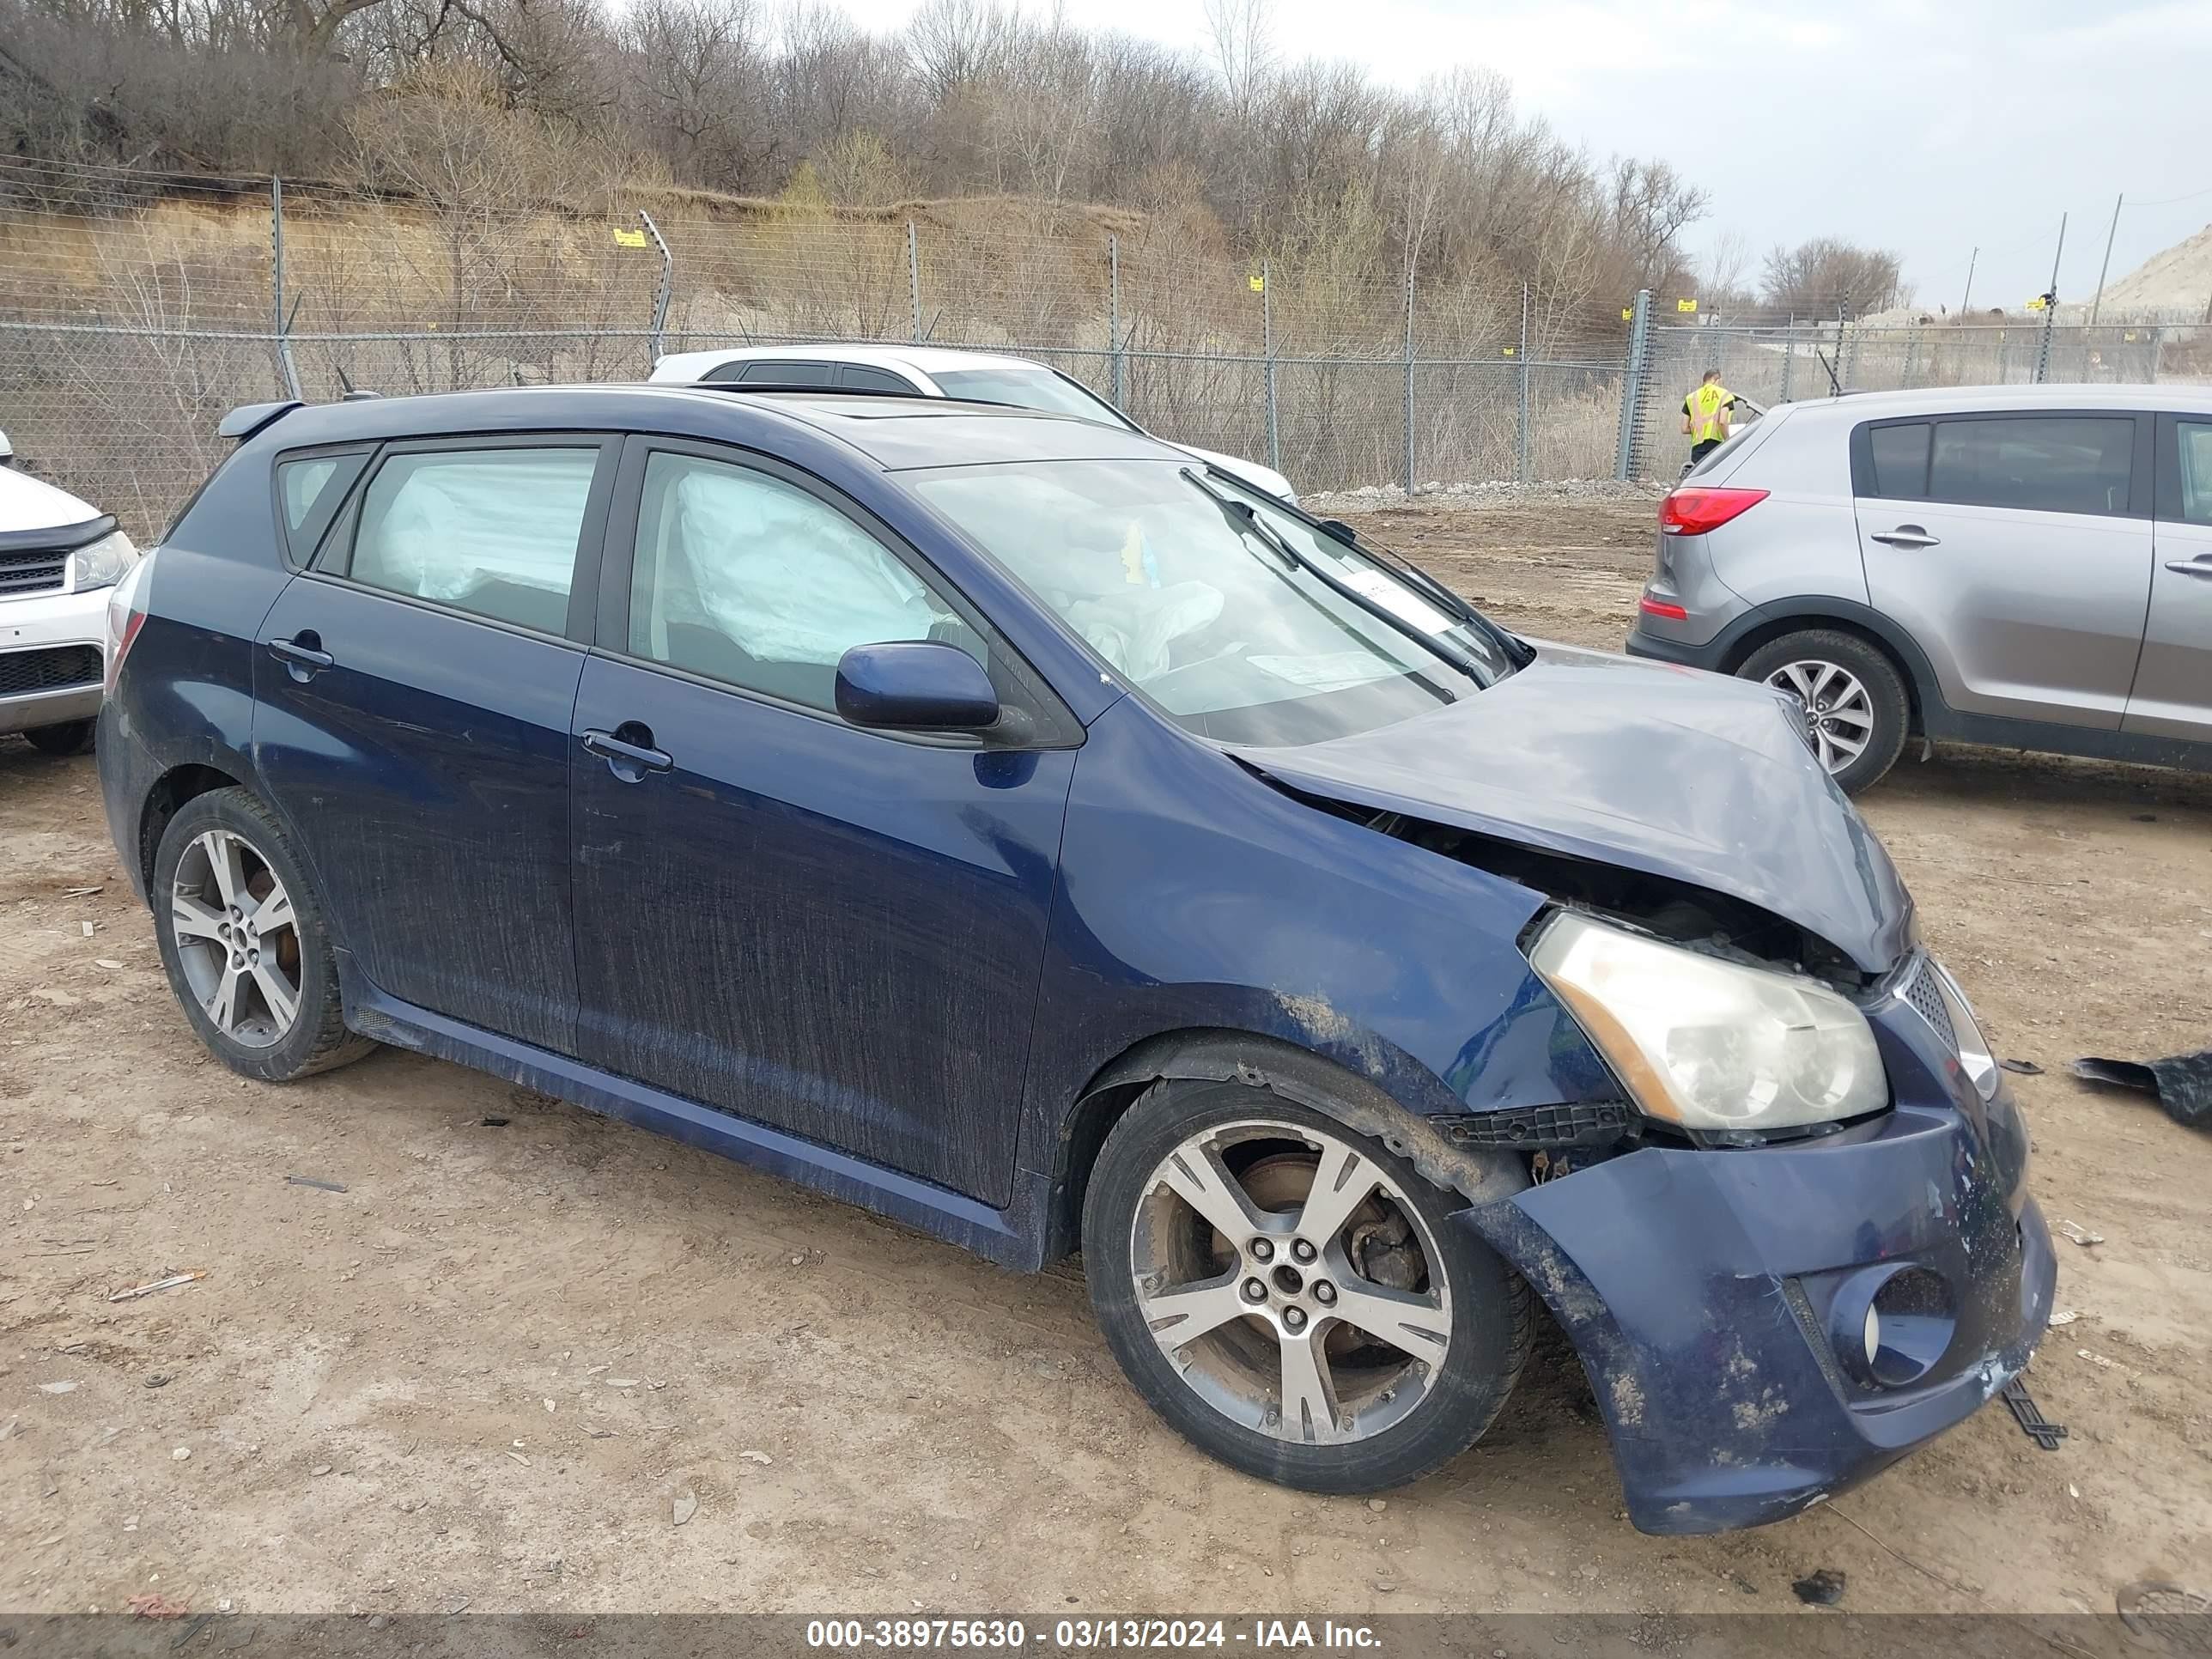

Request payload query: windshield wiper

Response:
[1312,514,1535,670]
[1180,468,1495,688]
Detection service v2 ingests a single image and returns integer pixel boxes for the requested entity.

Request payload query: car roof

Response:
[235,384,1182,472]
[1771,382,2212,422]
[654,343,1048,379]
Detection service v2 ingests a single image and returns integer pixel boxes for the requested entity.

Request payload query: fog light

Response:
[1832,1265,1957,1389]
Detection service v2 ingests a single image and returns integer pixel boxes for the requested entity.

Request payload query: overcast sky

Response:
[838,0,2212,314]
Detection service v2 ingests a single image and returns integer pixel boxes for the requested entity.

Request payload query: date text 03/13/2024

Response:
[805,1620,1385,1650]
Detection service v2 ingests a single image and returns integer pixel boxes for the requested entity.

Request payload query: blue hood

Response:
[1232,643,1913,975]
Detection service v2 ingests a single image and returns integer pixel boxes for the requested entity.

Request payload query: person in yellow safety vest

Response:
[1681,369,1736,466]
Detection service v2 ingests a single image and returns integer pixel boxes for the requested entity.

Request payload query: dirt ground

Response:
[3,495,2208,1622]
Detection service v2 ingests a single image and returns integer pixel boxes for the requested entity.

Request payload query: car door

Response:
[2128,414,2212,742]
[1853,410,2154,728]
[568,437,1078,1205]
[253,434,617,1054]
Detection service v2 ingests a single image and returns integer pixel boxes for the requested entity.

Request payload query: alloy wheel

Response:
[1765,658,1875,775]
[169,829,302,1049]
[1128,1119,1453,1446]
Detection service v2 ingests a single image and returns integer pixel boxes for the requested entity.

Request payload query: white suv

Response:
[647,343,1298,503]
[0,429,137,755]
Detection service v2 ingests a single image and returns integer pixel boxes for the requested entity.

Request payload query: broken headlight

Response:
[1529,911,1887,1133]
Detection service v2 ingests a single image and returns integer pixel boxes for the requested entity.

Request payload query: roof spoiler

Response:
[217,400,302,441]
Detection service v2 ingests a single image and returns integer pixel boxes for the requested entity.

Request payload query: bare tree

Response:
[1761,236,1907,316]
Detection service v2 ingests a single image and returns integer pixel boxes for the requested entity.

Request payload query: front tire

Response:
[150,787,374,1082]
[23,718,95,757]
[1736,628,1911,793]
[1083,1079,1531,1493]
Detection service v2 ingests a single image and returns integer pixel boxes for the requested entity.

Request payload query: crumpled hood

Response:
[1231,642,1913,975]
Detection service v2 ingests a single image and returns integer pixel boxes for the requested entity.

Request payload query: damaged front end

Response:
[1240,744,2055,1533]
[1463,1045,2056,1533]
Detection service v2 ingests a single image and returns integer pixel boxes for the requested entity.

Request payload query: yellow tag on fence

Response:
[1249,273,1266,293]
[1676,297,1698,313]
[612,228,649,249]
[1502,345,1516,356]
[2026,295,2047,311]
[1622,307,1634,321]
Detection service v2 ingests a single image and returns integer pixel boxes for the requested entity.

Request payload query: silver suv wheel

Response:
[1765,659,1875,776]
[1129,1118,1452,1445]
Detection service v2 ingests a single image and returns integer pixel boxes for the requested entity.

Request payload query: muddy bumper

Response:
[1461,1079,2056,1534]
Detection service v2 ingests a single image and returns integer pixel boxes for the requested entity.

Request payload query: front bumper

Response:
[0,585,106,735]
[1463,1024,2054,1534]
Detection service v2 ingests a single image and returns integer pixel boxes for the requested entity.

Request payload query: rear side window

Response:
[275,449,370,565]
[341,447,599,635]
[1866,423,1930,498]
[1927,416,2134,516]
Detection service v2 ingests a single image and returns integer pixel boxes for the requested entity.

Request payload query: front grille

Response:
[1902,958,1958,1054]
[0,645,100,700]
[0,544,69,596]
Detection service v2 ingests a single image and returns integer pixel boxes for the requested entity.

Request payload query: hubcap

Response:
[170,830,301,1049]
[1765,659,1875,775]
[1129,1120,1452,1446]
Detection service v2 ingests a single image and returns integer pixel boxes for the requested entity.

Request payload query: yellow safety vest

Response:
[1686,383,1733,444]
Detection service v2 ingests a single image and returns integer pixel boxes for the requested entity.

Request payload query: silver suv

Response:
[1626,385,2212,792]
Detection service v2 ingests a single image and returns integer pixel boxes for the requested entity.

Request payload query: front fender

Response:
[1015,697,1617,1182]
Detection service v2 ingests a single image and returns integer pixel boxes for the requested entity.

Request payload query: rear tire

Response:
[23,719,95,757]
[150,787,375,1083]
[1083,1079,1531,1493]
[1737,628,1911,794]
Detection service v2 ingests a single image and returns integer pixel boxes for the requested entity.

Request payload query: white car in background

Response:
[647,343,1299,503]
[0,428,137,755]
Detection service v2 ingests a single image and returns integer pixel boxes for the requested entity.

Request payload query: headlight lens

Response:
[70,528,137,592]
[1529,911,1888,1133]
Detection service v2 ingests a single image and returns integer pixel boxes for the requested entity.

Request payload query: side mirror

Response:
[835,640,1000,731]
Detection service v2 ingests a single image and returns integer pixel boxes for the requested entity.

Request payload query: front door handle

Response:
[267,633,333,680]
[2165,557,2212,579]
[1872,526,1941,549]
[580,726,673,782]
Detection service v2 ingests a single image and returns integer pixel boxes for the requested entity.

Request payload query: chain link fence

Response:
[3,156,2206,538]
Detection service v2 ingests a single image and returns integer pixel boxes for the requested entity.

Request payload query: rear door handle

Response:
[1872,526,1940,548]
[267,634,333,679]
[2165,558,2212,579]
[580,726,673,781]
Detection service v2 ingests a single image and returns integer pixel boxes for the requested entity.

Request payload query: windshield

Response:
[931,368,1135,429]
[908,459,1515,745]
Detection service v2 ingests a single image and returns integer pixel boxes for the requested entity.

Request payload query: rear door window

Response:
[337,446,602,635]
[1866,423,1930,498]
[1926,416,2135,516]
[2175,421,2212,526]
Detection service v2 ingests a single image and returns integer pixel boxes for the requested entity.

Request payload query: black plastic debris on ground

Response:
[284,1174,347,1193]
[1792,1568,1846,1607]
[1998,1057,2043,1076]
[2002,1376,2068,1450]
[2071,1048,2212,1130]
